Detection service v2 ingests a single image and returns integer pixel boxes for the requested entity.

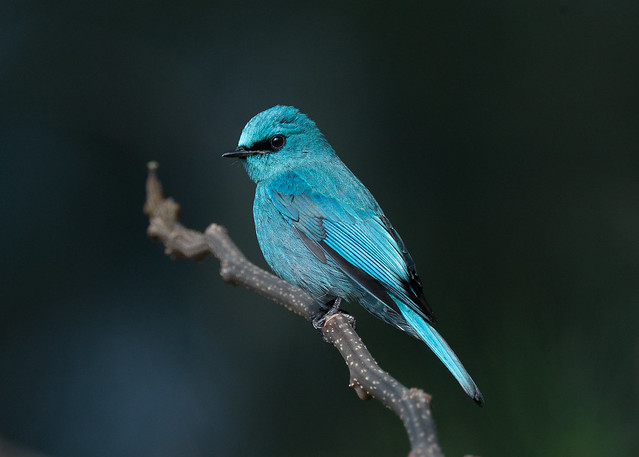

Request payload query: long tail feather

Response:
[396,300,484,405]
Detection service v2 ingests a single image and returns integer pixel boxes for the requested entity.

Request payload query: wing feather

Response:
[268,172,434,322]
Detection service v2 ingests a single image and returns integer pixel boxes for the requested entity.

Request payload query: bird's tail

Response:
[395,300,485,406]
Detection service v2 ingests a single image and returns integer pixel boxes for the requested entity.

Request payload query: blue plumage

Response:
[223,105,484,405]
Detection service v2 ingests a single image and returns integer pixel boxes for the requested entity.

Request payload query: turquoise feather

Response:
[224,105,484,405]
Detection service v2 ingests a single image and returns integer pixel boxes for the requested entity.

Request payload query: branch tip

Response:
[144,161,165,217]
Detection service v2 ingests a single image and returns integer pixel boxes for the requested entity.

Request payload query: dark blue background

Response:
[1,1,638,456]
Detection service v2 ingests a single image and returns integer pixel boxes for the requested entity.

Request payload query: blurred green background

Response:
[1,1,638,456]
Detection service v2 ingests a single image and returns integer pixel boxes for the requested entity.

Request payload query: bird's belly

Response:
[253,201,356,303]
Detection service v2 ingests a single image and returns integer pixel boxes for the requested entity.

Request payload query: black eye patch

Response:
[250,138,274,151]
[250,135,286,152]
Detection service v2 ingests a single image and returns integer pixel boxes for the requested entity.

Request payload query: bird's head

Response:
[223,105,334,182]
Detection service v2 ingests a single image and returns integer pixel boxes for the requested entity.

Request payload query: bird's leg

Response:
[312,297,356,332]
[312,297,342,329]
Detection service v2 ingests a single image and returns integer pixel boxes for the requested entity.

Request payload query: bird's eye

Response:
[270,134,286,151]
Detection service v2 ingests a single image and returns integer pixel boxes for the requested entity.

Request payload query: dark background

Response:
[1,1,638,456]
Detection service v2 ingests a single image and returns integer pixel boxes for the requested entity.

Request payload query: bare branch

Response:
[144,162,445,457]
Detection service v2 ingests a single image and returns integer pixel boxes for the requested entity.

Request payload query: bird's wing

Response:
[268,172,435,323]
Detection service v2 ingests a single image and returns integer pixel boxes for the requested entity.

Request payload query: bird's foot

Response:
[312,297,342,330]
[339,311,357,330]
[312,298,357,337]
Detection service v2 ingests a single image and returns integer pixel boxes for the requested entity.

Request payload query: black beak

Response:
[222,147,269,158]
[222,149,251,158]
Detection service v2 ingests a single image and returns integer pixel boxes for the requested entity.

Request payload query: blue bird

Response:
[223,105,484,405]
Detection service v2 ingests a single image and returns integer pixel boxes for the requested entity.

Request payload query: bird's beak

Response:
[222,149,250,158]
[222,148,268,158]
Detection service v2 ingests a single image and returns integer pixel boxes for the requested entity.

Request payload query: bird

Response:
[223,105,484,405]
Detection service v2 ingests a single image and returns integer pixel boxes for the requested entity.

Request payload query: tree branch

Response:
[144,162,444,457]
